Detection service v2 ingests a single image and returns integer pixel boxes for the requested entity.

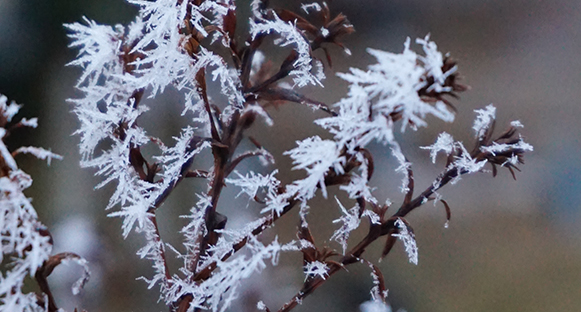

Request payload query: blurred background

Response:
[0,0,579,311]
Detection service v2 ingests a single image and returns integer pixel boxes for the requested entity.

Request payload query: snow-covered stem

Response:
[278,108,532,310]
[0,95,88,312]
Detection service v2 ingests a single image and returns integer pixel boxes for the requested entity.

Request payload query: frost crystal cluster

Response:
[0,95,89,312]
[62,0,532,311]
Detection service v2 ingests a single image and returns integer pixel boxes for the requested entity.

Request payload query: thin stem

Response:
[178,112,257,310]
[277,164,469,311]
[278,233,376,312]
[150,137,206,212]
[35,267,58,312]
[247,65,291,93]
[193,197,298,281]
[225,149,271,176]
[149,215,172,282]
[197,70,221,141]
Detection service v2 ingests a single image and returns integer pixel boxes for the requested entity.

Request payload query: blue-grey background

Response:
[0,0,578,311]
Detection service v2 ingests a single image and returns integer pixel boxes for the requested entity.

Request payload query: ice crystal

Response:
[392,218,418,265]
[421,132,455,164]
[331,197,362,254]
[0,95,63,312]
[317,36,456,153]
[63,1,533,310]
[13,147,63,166]
[510,120,524,128]
[250,9,323,88]
[480,139,533,156]
[284,136,345,200]
[339,151,377,204]
[301,3,322,13]
[226,170,281,200]
[303,260,329,281]
[171,237,286,312]
[391,144,412,194]
[473,104,496,139]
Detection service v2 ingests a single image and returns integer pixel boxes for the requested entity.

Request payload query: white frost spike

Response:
[135,217,172,298]
[420,132,455,163]
[316,36,456,155]
[416,34,457,93]
[14,147,63,166]
[260,191,291,217]
[201,237,284,311]
[331,197,362,254]
[0,94,22,122]
[453,142,487,177]
[473,104,496,139]
[422,127,492,183]
[391,144,411,194]
[511,120,524,128]
[303,261,329,281]
[480,138,533,156]
[60,255,91,295]
[226,170,290,217]
[339,151,377,204]
[250,0,264,18]
[226,170,280,200]
[19,117,38,128]
[0,95,56,311]
[0,128,17,170]
[301,3,322,13]
[250,10,323,88]
[362,209,381,225]
[65,17,125,87]
[284,136,345,200]
[392,218,418,265]
[502,154,520,167]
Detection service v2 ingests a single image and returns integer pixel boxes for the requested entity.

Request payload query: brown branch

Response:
[196,70,221,141]
[185,169,210,178]
[240,35,265,89]
[149,215,172,283]
[150,136,207,212]
[35,265,58,312]
[247,51,296,94]
[192,149,368,282]
[35,252,88,312]
[278,232,377,312]
[276,164,469,311]
[178,111,259,310]
[192,197,299,281]
[225,149,272,176]
[275,118,532,311]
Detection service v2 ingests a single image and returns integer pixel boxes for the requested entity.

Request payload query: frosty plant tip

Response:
[0,95,90,312]
[1,0,532,311]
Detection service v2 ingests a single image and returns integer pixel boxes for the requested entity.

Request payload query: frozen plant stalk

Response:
[0,95,89,312]
[65,1,532,311]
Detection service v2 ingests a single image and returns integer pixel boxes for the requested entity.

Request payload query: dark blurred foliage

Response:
[0,0,137,108]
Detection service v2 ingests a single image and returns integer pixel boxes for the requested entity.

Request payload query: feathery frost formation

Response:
[0,95,90,312]
[64,0,532,311]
